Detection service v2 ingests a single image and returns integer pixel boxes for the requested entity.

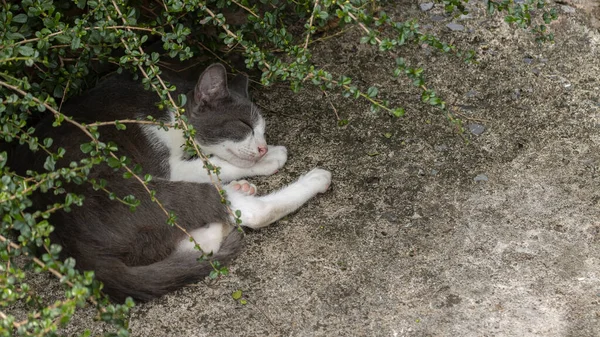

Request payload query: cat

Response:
[13,63,331,302]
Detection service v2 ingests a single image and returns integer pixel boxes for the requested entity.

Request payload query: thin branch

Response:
[346,11,382,44]
[11,26,157,47]
[304,0,321,49]
[87,119,174,128]
[231,0,260,18]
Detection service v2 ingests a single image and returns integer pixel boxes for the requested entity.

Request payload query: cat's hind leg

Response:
[225,168,331,229]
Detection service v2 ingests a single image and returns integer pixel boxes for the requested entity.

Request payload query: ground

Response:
[23,0,600,336]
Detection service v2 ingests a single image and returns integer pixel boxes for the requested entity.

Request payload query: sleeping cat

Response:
[16,64,331,302]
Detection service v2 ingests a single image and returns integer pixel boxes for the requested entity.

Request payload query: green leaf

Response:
[18,46,35,57]
[43,138,53,148]
[106,157,121,168]
[55,34,72,44]
[6,32,24,40]
[392,108,405,117]
[0,151,7,169]
[75,0,87,9]
[71,36,81,49]
[367,86,379,98]
[43,156,56,171]
[80,143,93,154]
[231,290,242,300]
[13,14,28,24]
[115,121,126,130]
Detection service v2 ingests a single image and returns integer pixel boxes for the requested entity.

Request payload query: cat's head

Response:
[186,64,268,168]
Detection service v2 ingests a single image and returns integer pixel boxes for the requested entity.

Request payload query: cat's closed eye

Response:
[238,120,254,133]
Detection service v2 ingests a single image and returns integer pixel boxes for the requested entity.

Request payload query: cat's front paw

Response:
[298,168,332,194]
[228,180,258,196]
[251,145,287,176]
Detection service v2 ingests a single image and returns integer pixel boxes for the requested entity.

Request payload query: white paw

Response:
[298,168,332,194]
[251,145,287,176]
[228,180,257,196]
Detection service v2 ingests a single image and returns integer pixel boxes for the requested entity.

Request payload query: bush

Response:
[0,0,556,335]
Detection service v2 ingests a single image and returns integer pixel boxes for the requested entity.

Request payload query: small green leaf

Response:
[80,142,93,154]
[367,86,379,98]
[106,157,121,168]
[383,132,392,139]
[232,290,242,300]
[392,108,405,117]
[18,46,35,57]
[13,14,28,24]
[337,119,349,127]
[43,156,56,171]
[43,138,53,148]
[115,121,126,130]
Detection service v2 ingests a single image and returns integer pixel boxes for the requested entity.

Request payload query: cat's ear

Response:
[228,73,249,99]
[194,63,229,105]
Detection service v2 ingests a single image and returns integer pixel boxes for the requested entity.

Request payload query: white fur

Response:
[176,222,231,254]
[225,168,332,229]
[141,113,286,183]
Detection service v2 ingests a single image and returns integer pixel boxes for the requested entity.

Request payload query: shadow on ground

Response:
[48,1,600,336]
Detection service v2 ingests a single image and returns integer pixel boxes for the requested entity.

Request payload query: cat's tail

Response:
[94,231,243,302]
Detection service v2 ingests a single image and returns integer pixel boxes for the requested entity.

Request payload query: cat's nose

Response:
[258,146,268,157]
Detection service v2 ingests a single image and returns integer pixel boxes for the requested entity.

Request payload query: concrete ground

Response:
[36,0,600,336]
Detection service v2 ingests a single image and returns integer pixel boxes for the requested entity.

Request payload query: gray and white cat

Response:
[17,64,331,301]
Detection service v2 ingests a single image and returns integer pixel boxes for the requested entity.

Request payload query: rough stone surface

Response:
[474,173,489,182]
[468,123,486,135]
[420,2,434,12]
[15,1,600,336]
[446,22,465,31]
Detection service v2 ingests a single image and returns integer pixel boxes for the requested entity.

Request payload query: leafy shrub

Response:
[0,0,556,335]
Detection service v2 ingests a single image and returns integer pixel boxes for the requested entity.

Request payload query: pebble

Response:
[410,212,423,220]
[435,144,448,152]
[430,15,445,22]
[468,123,485,135]
[523,57,533,64]
[447,23,465,31]
[561,5,576,14]
[420,2,434,11]
[474,174,488,182]
[431,169,439,176]
[466,90,478,98]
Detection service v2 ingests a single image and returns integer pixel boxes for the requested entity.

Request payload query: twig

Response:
[87,120,174,128]
[231,0,259,18]
[10,26,157,47]
[321,90,340,121]
[304,0,321,49]
[346,11,382,44]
